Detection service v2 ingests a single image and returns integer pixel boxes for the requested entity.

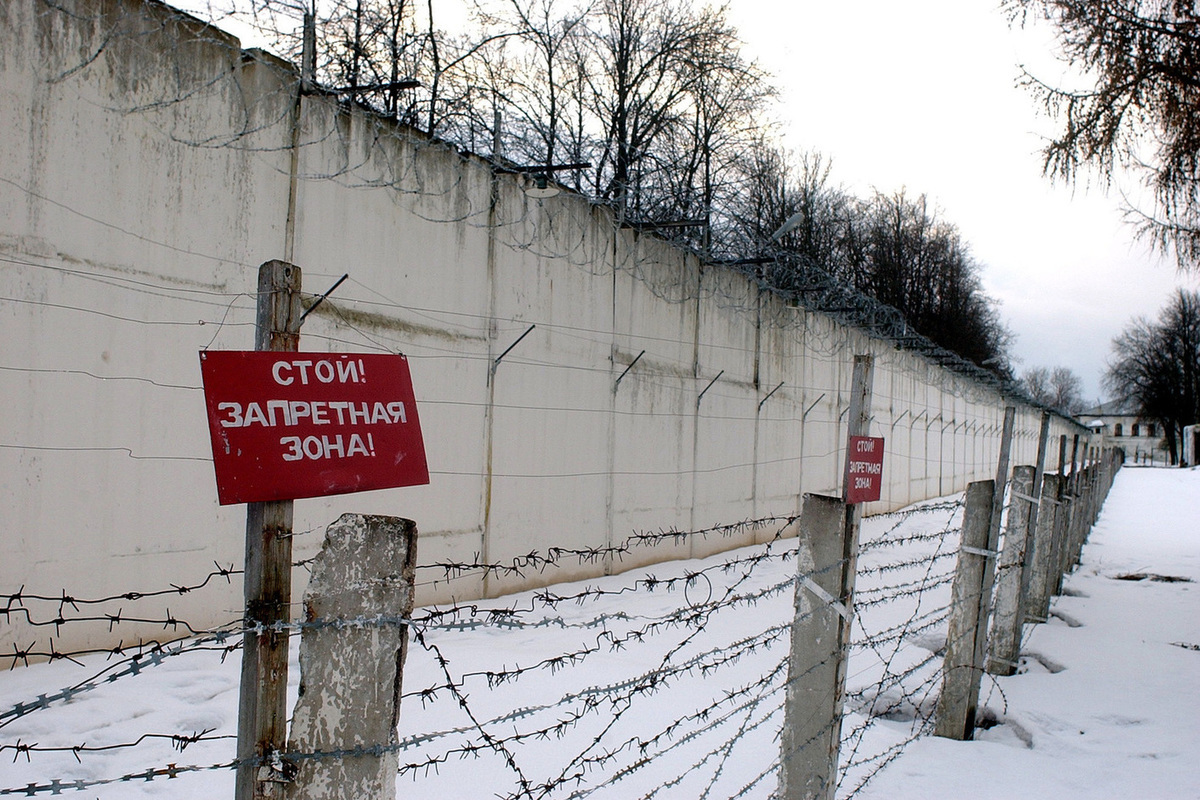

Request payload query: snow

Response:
[1,467,1197,798]
[856,466,1200,800]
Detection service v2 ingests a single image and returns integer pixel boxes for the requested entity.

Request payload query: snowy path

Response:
[856,466,1200,799]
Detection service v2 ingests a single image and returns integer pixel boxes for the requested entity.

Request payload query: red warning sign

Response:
[199,351,429,505]
[844,436,885,504]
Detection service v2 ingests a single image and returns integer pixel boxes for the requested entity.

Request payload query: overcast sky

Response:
[724,0,1199,403]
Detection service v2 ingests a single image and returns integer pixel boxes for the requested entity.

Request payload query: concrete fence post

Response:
[1050,472,1072,596]
[779,494,850,800]
[284,514,418,800]
[1060,485,1082,579]
[1026,473,1063,623]
[988,465,1034,676]
[934,479,997,739]
[1065,463,1094,572]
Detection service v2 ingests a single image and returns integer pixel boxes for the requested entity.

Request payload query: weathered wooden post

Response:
[284,514,418,800]
[988,465,1034,677]
[934,479,997,739]
[1026,412,1052,540]
[237,260,302,800]
[1062,478,1083,575]
[1078,463,1099,557]
[1011,412,1052,626]
[779,353,874,800]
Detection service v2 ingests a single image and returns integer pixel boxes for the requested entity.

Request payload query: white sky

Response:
[724,0,1200,403]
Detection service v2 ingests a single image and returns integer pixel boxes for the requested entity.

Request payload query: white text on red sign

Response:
[199,351,429,504]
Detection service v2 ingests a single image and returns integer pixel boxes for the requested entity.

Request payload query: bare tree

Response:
[636,15,773,254]
[579,0,741,216]
[1048,366,1085,413]
[1022,366,1053,406]
[1106,288,1200,462]
[843,191,1012,372]
[472,0,591,169]
[1006,0,1200,268]
[1026,365,1085,412]
[726,144,852,287]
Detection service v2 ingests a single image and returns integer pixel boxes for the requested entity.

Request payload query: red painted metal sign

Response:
[199,351,429,505]
[844,435,885,504]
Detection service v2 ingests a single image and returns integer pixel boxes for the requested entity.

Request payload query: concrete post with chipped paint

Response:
[284,514,417,800]
[934,479,997,740]
[778,494,848,800]
[1026,473,1063,623]
[988,465,1035,676]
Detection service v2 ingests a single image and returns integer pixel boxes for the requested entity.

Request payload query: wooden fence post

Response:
[1050,437,1070,595]
[1025,411,1052,555]
[1082,461,1100,551]
[935,479,997,739]
[935,406,1014,733]
[237,261,302,800]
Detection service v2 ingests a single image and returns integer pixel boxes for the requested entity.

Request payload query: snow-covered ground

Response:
[856,465,1200,800]
[1,466,1197,798]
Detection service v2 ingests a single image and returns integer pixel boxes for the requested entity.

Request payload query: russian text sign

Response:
[199,351,429,505]
[844,436,885,504]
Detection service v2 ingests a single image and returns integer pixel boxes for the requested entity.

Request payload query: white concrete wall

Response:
[0,0,1092,655]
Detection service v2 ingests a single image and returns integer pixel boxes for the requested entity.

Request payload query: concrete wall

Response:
[0,0,1091,655]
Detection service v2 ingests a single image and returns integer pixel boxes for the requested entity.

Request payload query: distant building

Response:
[1077,399,1170,465]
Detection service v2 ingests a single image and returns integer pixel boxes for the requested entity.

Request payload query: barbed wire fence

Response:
[0,499,951,798]
[0,445,1120,798]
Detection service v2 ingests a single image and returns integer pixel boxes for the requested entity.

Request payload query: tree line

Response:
[1105,289,1200,464]
[215,0,1014,374]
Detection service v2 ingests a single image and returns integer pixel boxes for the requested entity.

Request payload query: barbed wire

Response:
[0,496,969,796]
[415,515,798,583]
[0,468,1120,797]
[1,487,1123,798]
[0,630,241,729]
[0,759,240,796]
[1,728,233,761]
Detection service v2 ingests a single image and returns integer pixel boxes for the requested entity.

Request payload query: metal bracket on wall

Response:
[614,350,645,391]
[802,393,826,421]
[491,324,536,383]
[297,273,349,329]
[757,381,785,411]
[696,370,724,409]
